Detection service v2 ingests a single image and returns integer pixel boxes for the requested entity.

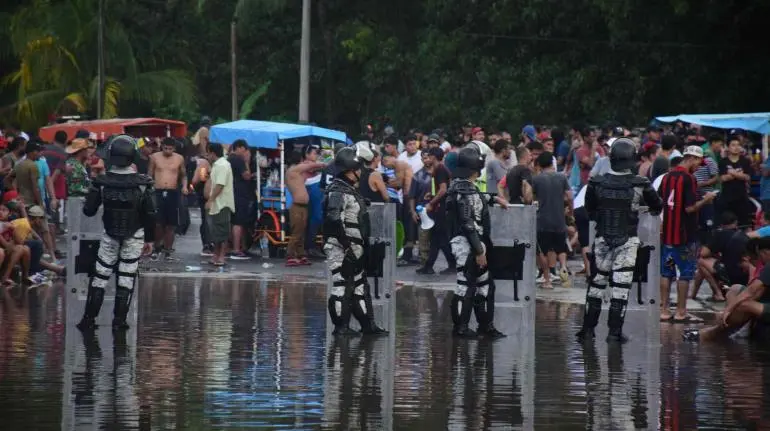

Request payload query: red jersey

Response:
[659,166,698,246]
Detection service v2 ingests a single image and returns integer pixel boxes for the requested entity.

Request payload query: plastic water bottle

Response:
[260,234,269,258]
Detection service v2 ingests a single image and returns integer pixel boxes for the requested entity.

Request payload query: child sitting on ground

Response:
[0,204,30,287]
[9,204,64,283]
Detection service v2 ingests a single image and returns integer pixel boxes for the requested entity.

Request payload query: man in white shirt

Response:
[206,143,235,266]
[398,135,423,174]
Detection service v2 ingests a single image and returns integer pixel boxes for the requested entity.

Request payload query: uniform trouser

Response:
[450,236,496,329]
[83,231,144,323]
[325,241,373,329]
[582,236,639,331]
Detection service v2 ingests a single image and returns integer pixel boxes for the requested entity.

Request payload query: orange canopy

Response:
[38,118,187,142]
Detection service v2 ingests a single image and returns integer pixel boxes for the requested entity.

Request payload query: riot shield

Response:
[324,202,396,429]
[585,211,661,428]
[62,197,139,430]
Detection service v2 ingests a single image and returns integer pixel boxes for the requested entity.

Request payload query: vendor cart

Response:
[38,117,187,142]
[209,120,346,255]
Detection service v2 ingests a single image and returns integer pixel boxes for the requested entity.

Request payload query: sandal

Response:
[672,314,704,324]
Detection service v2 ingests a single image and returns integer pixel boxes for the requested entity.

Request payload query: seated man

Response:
[684,237,770,342]
[691,212,743,302]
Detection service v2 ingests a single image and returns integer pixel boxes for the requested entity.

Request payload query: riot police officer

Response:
[577,138,663,343]
[447,146,505,339]
[77,135,157,331]
[324,146,388,336]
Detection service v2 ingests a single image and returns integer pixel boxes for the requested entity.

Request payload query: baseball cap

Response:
[427,133,440,143]
[27,205,45,217]
[683,145,704,158]
[471,127,483,135]
[522,125,537,142]
[537,131,552,141]
[75,129,91,139]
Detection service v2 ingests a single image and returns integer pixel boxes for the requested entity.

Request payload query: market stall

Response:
[209,120,346,254]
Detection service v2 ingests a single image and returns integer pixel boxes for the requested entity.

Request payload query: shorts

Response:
[233,197,254,227]
[574,207,590,248]
[737,285,770,322]
[155,189,180,226]
[208,208,232,244]
[661,243,697,281]
[537,231,568,254]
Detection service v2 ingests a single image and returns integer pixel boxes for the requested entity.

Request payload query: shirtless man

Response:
[381,153,419,264]
[285,149,325,266]
[148,138,188,259]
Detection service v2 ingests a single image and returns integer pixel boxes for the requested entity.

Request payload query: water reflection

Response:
[0,278,768,429]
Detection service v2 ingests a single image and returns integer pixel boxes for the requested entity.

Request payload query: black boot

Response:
[77,285,105,331]
[112,287,133,331]
[351,284,388,336]
[473,289,505,339]
[606,299,629,343]
[329,291,359,337]
[451,292,477,338]
[576,297,602,341]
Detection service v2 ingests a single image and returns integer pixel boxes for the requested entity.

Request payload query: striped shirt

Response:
[660,166,697,246]
[692,156,719,198]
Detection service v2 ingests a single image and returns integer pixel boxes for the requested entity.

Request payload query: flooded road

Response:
[1,276,769,430]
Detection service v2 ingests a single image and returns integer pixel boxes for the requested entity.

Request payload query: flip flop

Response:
[705,297,726,303]
[660,315,674,322]
[672,314,704,324]
[212,261,226,267]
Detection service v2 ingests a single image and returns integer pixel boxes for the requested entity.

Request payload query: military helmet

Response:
[609,137,637,172]
[108,134,137,168]
[334,146,362,175]
[454,146,485,179]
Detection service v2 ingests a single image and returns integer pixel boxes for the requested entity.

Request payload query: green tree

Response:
[3,0,197,130]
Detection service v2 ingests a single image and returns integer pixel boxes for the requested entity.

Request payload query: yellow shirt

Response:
[209,156,235,215]
[11,217,32,243]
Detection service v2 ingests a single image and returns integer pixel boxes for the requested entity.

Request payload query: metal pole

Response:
[97,0,104,119]
[231,19,238,120]
[298,0,311,122]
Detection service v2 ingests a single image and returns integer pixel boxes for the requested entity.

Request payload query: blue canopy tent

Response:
[209,119,346,149]
[209,120,347,244]
[657,112,770,213]
[655,112,770,135]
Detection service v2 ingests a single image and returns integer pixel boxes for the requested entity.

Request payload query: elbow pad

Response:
[458,197,484,255]
[323,192,350,248]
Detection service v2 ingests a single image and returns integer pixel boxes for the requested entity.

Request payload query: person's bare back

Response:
[150,152,185,189]
[287,162,325,205]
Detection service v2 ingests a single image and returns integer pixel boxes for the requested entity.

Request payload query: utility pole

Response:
[231,18,238,120]
[298,0,310,122]
[97,0,105,119]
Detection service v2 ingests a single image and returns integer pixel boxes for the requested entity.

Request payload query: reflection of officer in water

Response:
[576,138,662,343]
[77,135,157,331]
[447,147,504,338]
[324,146,387,336]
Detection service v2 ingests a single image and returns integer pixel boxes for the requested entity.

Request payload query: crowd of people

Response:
[3,115,770,341]
[335,121,770,341]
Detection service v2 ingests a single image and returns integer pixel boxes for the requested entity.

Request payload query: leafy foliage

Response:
[3,0,770,134]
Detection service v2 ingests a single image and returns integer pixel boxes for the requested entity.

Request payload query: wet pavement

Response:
[1,276,769,430]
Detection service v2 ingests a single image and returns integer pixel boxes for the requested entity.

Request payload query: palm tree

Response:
[2,0,197,130]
